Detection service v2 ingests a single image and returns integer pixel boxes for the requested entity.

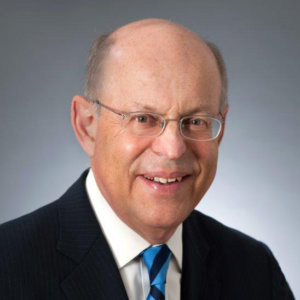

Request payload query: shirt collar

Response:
[85,169,182,270]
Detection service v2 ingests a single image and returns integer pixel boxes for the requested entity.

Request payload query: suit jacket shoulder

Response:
[181,210,295,299]
[0,170,128,299]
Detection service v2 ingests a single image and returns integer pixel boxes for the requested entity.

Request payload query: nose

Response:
[151,120,187,160]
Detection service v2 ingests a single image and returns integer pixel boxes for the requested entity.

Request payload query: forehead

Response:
[99,23,222,115]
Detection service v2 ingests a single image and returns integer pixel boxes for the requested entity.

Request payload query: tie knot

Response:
[141,244,172,285]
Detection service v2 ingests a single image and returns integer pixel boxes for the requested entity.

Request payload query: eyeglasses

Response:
[90,99,225,141]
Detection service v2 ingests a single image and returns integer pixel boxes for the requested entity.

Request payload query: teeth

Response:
[167,178,176,183]
[154,177,167,183]
[144,175,184,184]
[159,178,168,184]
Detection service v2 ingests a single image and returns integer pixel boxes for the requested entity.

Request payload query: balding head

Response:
[84,19,228,110]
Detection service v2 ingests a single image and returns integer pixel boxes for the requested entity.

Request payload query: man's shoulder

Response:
[0,171,91,297]
[0,199,64,295]
[0,199,61,255]
[181,212,294,298]
[0,170,89,256]
[186,210,269,254]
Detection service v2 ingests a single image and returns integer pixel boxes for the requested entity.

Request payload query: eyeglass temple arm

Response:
[90,99,126,118]
[219,111,225,122]
[91,98,225,122]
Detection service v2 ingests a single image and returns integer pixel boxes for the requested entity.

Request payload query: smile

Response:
[143,175,186,184]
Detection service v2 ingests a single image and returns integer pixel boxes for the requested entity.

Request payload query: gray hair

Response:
[84,34,228,111]
[84,33,115,100]
[205,41,228,111]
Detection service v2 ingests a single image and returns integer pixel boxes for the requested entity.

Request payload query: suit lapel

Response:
[60,236,128,300]
[56,170,128,300]
[181,212,221,300]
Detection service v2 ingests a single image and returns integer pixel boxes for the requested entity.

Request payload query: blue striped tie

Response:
[141,244,172,300]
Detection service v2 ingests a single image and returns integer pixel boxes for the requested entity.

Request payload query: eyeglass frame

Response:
[89,99,225,142]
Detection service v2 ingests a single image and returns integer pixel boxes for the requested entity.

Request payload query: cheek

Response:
[193,142,219,186]
[189,140,219,167]
[92,129,149,204]
[95,126,150,178]
[124,141,138,153]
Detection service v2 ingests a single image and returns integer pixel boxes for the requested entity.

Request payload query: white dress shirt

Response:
[85,169,182,300]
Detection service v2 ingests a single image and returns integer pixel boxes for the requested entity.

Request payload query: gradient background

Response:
[1,0,299,297]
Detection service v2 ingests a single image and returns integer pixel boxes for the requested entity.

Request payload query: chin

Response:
[141,209,185,231]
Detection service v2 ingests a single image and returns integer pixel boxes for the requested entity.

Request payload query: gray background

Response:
[1,0,299,297]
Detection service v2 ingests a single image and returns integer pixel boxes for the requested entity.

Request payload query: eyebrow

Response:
[130,101,213,115]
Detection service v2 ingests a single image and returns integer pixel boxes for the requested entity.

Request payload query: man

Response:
[0,19,294,299]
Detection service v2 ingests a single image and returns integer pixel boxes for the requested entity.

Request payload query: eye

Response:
[183,117,208,128]
[129,113,161,128]
[133,114,160,126]
[181,116,211,132]
[136,115,149,123]
[191,118,206,126]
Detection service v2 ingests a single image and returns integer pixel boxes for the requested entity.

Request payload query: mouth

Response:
[138,172,191,195]
[138,172,191,194]
[143,175,187,184]
[140,171,191,186]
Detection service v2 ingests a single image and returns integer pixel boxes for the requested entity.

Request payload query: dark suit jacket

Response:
[0,170,294,299]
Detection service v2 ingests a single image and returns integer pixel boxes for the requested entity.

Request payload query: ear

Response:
[71,95,98,156]
[217,103,229,145]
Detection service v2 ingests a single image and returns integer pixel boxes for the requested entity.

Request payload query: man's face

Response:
[90,26,225,242]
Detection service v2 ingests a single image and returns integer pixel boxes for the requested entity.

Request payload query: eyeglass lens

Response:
[125,113,221,141]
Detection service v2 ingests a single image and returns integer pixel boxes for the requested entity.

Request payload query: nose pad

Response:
[152,120,187,159]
